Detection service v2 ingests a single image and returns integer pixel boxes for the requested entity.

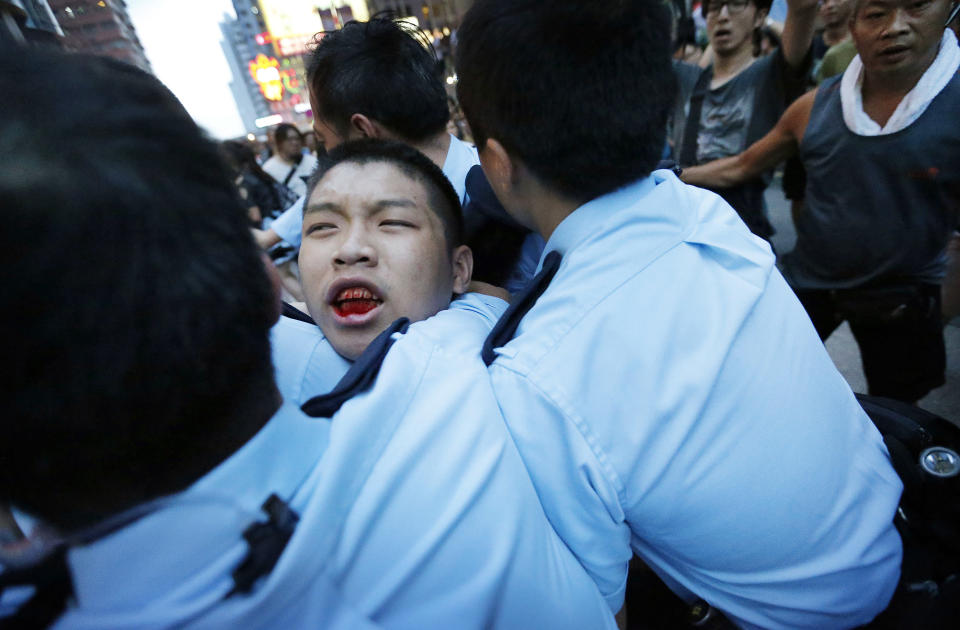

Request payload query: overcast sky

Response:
[126,0,247,139]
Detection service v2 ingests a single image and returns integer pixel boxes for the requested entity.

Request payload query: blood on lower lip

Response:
[335,299,378,316]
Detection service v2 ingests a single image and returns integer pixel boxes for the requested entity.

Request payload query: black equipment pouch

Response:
[857,394,960,629]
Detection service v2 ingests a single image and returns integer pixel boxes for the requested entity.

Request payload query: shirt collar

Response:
[441,134,477,203]
[67,402,329,611]
[539,173,658,271]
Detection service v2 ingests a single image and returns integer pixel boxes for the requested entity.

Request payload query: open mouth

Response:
[332,287,383,317]
[880,44,910,58]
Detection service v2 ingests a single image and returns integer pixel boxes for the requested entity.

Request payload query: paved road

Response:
[764,183,960,423]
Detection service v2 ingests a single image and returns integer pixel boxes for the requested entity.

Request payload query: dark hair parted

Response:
[456,0,677,203]
[305,139,464,249]
[306,15,450,142]
[0,50,279,532]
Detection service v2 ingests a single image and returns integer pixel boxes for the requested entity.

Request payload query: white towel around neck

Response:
[841,29,959,136]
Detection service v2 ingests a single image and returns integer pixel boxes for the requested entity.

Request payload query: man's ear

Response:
[450,245,474,295]
[478,138,516,200]
[349,113,381,139]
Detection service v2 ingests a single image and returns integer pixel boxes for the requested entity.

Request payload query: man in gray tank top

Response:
[681,0,960,402]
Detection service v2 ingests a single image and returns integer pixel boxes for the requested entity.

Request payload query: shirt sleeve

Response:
[269,196,305,247]
[448,292,508,327]
[488,363,633,612]
[323,337,619,629]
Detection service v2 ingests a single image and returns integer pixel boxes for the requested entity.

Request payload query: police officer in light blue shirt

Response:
[1,53,615,629]
[456,1,903,628]
[253,16,540,294]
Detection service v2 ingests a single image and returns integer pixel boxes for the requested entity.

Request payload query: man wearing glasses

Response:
[262,123,318,198]
[672,0,819,240]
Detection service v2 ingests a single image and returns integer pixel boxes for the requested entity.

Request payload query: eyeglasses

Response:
[705,0,752,16]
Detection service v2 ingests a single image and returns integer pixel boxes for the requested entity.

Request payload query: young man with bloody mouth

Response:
[299,141,473,362]
[268,138,507,403]
[1,53,615,628]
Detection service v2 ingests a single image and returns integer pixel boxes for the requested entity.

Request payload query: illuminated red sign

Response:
[248,54,284,102]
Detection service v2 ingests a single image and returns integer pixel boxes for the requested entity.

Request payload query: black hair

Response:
[305,139,463,249]
[456,0,676,203]
[701,0,773,15]
[221,139,274,187]
[274,122,303,143]
[0,50,279,531]
[305,15,450,142]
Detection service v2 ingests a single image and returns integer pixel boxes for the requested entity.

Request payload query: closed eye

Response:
[380,220,416,228]
[305,222,337,235]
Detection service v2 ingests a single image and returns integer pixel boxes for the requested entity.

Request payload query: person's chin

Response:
[329,328,380,362]
[324,308,390,361]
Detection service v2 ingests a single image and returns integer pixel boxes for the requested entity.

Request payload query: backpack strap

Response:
[281,165,298,188]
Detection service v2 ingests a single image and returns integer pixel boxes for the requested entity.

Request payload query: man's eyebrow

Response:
[304,201,341,215]
[373,199,418,210]
[303,198,419,216]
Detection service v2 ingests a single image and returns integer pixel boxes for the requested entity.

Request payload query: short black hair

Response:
[456,0,676,203]
[702,0,774,14]
[274,122,303,142]
[306,15,450,142]
[305,139,463,249]
[0,50,279,531]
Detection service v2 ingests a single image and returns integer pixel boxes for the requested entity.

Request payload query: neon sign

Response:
[248,54,284,102]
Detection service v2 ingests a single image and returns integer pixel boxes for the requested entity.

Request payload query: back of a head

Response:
[221,139,256,172]
[456,0,676,203]
[0,49,278,532]
[306,16,450,142]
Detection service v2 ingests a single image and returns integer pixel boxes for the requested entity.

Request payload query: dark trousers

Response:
[794,283,945,403]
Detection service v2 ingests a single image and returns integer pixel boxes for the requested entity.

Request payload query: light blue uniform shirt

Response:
[270,292,508,404]
[487,171,903,628]
[54,293,616,629]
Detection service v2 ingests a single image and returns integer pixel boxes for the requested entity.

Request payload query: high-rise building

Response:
[1,0,63,45]
[47,0,151,73]
[220,1,369,135]
[220,0,276,135]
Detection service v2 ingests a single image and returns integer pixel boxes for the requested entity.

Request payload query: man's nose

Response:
[333,225,377,267]
[885,7,910,35]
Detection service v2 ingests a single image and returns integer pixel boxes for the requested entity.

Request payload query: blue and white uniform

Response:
[270,292,507,404]
[53,293,616,629]
[486,170,904,628]
[269,135,478,249]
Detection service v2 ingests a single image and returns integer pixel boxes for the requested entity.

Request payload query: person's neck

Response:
[711,43,756,86]
[279,153,301,166]
[523,191,583,243]
[861,45,939,127]
[411,132,452,169]
[823,24,849,48]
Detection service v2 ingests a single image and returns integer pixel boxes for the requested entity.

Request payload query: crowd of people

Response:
[2,0,959,627]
